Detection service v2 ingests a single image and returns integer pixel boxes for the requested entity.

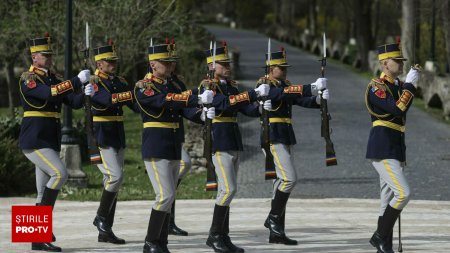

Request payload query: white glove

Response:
[263,100,272,110]
[198,90,214,105]
[77,69,91,84]
[206,107,215,119]
[254,83,270,97]
[200,107,215,121]
[84,83,95,97]
[311,78,327,92]
[316,89,329,104]
[405,67,420,87]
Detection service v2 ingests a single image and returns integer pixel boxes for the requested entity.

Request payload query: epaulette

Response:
[369,78,386,91]
[135,79,161,93]
[229,80,238,87]
[200,79,219,90]
[54,73,64,82]
[256,77,278,87]
[118,76,128,86]
[20,72,36,82]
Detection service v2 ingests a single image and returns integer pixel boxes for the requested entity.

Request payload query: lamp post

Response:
[60,0,87,187]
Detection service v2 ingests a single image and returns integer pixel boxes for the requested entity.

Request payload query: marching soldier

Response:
[366,43,420,253]
[166,59,192,236]
[135,41,215,253]
[90,41,139,244]
[257,48,328,245]
[19,33,92,252]
[200,43,270,253]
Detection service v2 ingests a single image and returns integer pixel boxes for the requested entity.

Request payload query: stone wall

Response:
[417,71,450,116]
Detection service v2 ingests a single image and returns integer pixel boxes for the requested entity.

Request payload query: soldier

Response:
[135,41,215,253]
[90,41,139,244]
[257,48,328,245]
[166,57,191,236]
[200,42,270,253]
[19,33,92,252]
[366,43,420,253]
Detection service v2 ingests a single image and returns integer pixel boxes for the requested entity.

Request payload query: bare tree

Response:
[354,0,374,71]
[442,0,450,73]
[401,0,416,70]
[308,0,317,35]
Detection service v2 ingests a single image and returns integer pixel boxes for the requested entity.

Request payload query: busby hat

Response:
[29,32,53,54]
[378,43,406,61]
[205,41,231,64]
[148,38,178,62]
[266,47,290,67]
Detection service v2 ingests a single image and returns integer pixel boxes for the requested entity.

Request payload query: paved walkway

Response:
[1,197,450,252]
[205,25,450,200]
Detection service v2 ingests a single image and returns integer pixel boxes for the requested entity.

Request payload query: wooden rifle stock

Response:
[260,78,276,179]
[83,48,102,164]
[204,69,217,191]
[319,60,337,166]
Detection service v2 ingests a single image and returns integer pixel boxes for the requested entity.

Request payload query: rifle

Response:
[319,33,337,166]
[204,41,217,191]
[261,38,276,180]
[83,22,102,164]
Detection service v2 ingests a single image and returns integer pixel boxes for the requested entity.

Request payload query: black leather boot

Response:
[269,210,297,245]
[264,190,290,238]
[143,209,166,253]
[168,199,188,236]
[32,188,61,252]
[98,197,126,244]
[159,213,171,253]
[206,204,231,253]
[37,203,56,242]
[31,242,61,252]
[222,206,244,252]
[370,205,401,253]
[93,189,116,238]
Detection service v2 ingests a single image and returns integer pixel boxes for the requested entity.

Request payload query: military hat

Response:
[29,32,53,54]
[93,39,119,61]
[266,47,290,67]
[148,39,178,62]
[378,43,406,61]
[205,42,231,64]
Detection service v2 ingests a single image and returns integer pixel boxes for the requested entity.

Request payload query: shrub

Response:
[0,112,35,196]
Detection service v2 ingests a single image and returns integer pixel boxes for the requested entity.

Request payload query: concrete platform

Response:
[1,198,450,252]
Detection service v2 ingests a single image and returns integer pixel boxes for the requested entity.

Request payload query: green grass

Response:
[0,106,216,201]
[58,107,217,201]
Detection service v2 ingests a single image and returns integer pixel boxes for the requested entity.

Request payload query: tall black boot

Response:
[264,190,290,238]
[269,209,297,245]
[143,209,166,253]
[36,203,56,242]
[168,199,188,236]
[222,206,244,252]
[31,187,61,252]
[93,189,116,236]
[98,197,126,244]
[375,216,393,253]
[206,204,230,253]
[370,205,401,253]
[159,213,171,253]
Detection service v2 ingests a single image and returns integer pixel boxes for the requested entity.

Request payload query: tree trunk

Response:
[4,61,17,118]
[401,0,415,70]
[354,0,373,71]
[442,0,450,73]
[308,0,317,36]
